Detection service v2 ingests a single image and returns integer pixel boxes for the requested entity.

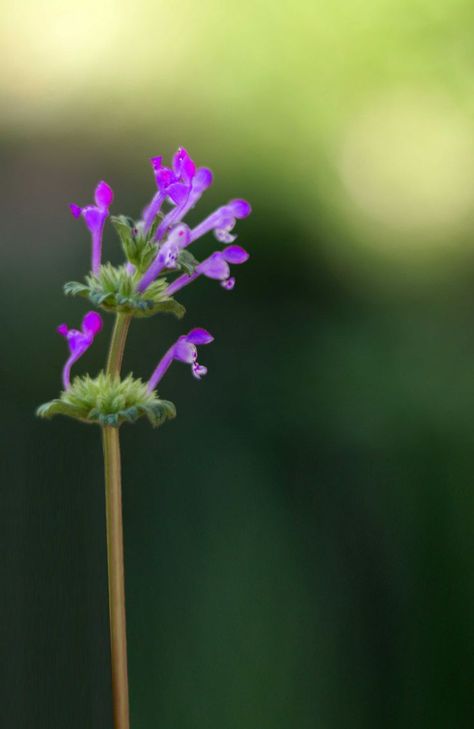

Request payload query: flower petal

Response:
[82,310,103,336]
[94,181,114,209]
[82,206,107,234]
[192,363,208,379]
[229,199,252,218]
[173,339,197,364]
[69,203,82,218]
[167,182,190,205]
[222,245,249,264]
[186,328,214,345]
[198,252,230,280]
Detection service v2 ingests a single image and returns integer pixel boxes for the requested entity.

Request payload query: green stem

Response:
[106,313,132,377]
[102,313,132,729]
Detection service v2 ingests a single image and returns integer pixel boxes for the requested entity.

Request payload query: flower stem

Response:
[106,313,132,377]
[102,312,132,729]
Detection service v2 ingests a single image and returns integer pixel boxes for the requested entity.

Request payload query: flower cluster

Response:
[40,148,251,425]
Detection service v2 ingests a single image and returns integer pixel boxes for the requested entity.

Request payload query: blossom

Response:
[154,164,213,241]
[136,224,191,293]
[147,328,214,391]
[165,245,250,296]
[189,199,252,244]
[70,181,113,274]
[57,311,103,390]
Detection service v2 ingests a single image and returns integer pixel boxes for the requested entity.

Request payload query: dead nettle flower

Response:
[147,328,214,391]
[136,223,191,293]
[166,244,250,295]
[57,311,103,390]
[70,181,114,274]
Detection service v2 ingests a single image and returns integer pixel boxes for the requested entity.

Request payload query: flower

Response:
[57,311,103,390]
[136,224,191,293]
[165,245,250,296]
[147,328,214,392]
[189,198,252,244]
[70,181,113,274]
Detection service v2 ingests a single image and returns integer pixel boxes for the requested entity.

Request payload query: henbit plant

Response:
[37,149,251,729]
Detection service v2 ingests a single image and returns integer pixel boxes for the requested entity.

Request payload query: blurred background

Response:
[1,0,474,727]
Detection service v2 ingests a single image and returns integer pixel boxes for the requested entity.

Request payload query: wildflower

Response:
[147,328,214,391]
[136,224,191,293]
[57,311,103,390]
[165,245,250,296]
[188,198,252,246]
[70,181,114,274]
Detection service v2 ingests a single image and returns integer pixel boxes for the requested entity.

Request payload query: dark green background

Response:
[2,1,474,726]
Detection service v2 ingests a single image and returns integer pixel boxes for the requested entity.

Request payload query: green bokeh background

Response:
[2,1,474,727]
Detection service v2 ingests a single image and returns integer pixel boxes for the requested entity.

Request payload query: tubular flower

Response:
[189,199,252,244]
[165,245,250,296]
[70,181,114,274]
[57,311,103,390]
[137,224,191,293]
[147,328,214,392]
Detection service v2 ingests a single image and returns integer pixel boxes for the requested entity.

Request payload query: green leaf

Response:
[178,249,199,275]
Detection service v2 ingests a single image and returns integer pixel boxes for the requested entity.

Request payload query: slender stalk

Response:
[106,313,132,377]
[102,313,132,729]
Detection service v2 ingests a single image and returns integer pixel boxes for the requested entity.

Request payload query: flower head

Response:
[70,181,113,274]
[138,148,250,293]
[57,311,103,390]
[147,328,214,391]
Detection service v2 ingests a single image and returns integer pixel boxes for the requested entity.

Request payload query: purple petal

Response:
[221,277,236,290]
[167,182,190,205]
[186,328,214,345]
[57,323,69,336]
[150,156,163,173]
[193,167,213,191]
[82,311,103,336]
[94,181,113,209]
[65,329,88,355]
[173,148,196,182]
[215,227,236,243]
[82,206,107,234]
[222,245,249,264]
[168,223,191,248]
[173,339,197,364]
[156,167,176,191]
[192,363,208,379]
[229,199,252,218]
[69,203,82,218]
[198,252,230,280]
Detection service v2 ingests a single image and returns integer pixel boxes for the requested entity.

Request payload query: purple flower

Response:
[165,245,250,296]
[137,224,191,293]
[142,148,199,234]
[70,181,113,274]
[147,328,214,392]
[154,164,213,241]
[57,311,103,390]
[189,199,252,244]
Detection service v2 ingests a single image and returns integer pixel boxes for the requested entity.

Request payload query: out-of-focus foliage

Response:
[1,1,474,728]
